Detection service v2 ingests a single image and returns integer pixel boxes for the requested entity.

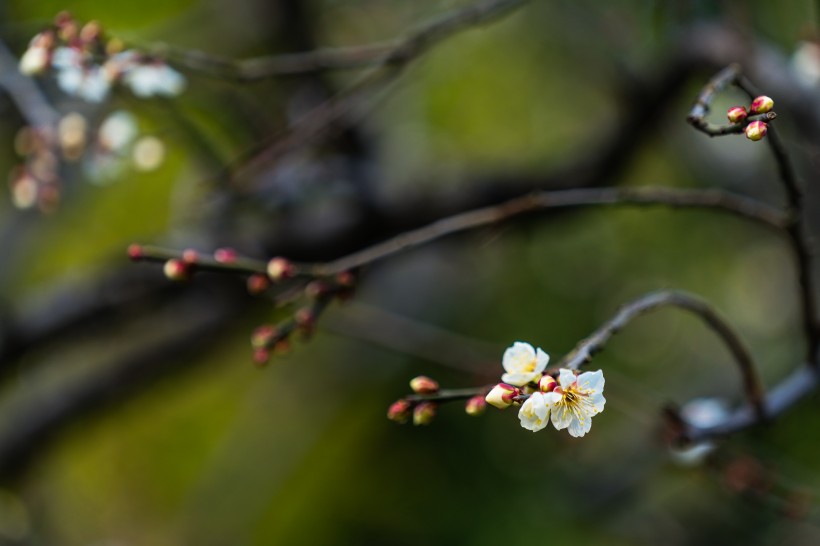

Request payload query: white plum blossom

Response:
[501,341,549,387]
[518,392,551,432]
[123,62,186,98]
[51,47,112,102]
[543,368,605,437]
[19,46,50,75]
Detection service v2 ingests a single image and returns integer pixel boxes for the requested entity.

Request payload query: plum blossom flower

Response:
[123,61,186,98]
[51,47,112,102]
[543,369,605,437]
[518,391,551,432]
[501,341,549,386]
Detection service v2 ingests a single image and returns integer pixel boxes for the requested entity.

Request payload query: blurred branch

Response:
[166,0,528,81]
[0,38,59,128]
[560,290,766,422]
[229,0,531,183]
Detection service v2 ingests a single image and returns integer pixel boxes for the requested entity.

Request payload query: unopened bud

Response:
[726,106,748,123]
[294,308,315,329]
[745,121,768,141]
[749,95,774,114]
[252,348,270,367]
[127,243,143,260]
[246,274,270,295]
[79,21,102,43]
[387,399,412,424]
[273,338,291,355]
[214,247,237,264]
[163,259,190,281]
[267,257,295,282]
[465,395,487,416]
[409,375,439,394]
[335,271,356,287]
[413,402,437,426]
[539,374,557,392]
[182,249,199,264]
[485,383,519,410]
[251,324,278,349]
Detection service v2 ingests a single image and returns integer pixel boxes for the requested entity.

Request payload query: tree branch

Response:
[560,290,766,422]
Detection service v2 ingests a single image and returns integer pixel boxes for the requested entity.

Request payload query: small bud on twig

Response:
[267,257,295,282]
[413,402,437,425]
[745,121,768,141]
[465,395,487,416]
[163,259,190,281]
[485,383,519,410]
[409,375,439,394]
[252,348,270,367]
[538,374,557,392]
[246,274,270,295]
[726,106,748,123]
[387,399,412,424]
[749,95,774,114]
[251,324,278,349]
[127,244,143,260]
[214,247,238,264]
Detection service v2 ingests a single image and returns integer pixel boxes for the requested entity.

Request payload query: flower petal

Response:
[589,392,606,413]
[501,372,536,387]
[502,342,536,374]
[567,416,587,437]
[558,369,576,390]
[577,370,604,393]
[535,348,550,373]
[550,403,573,430]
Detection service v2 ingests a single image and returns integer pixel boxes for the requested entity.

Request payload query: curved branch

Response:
[560,290,766,422]
[305,186,787,277]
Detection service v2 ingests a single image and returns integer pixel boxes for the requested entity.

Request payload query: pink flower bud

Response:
[294,308,315,329]
[246,274,270,295]
[182,249,199,264]
[485,383,519,410]
[726,106,748,123]
[409,375,439,394]
[387,399,412,424]
[745,121,768,141]
[267,257,295,282]
[214,247,238,264]
[127,244,143,260]
[163,259,190,281]
[749,96,774,114]
[465,395,487,416]
[335,271,356,287]
[251,324,278,349]
[413,402,437,425]
[539,374,557,392]
[252,348,270,367]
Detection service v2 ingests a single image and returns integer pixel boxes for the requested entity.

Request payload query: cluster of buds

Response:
[484,342,606,437]
[726,95,774,142]
[20,12,185,103]
[388,376,441,425]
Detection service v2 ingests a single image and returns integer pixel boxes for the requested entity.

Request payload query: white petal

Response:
[52,47,80,70]
[57,67,83,94]
[501,372,536,387]
[558,369,576,389]
[542,391,562,406]
[502,342,536,374]
[577,370,604,393]
[589,392,606,413]
[567,417,586,437]
[534,348,550,373]
[518,395,549,432]
[550,404,573,430]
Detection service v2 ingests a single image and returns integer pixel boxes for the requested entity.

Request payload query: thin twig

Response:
[560,290,766,422]
[164,42,395,81]
[304,186,788,277]
[229,0,531,183]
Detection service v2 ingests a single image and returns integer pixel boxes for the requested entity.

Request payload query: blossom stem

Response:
[560,290,766,423]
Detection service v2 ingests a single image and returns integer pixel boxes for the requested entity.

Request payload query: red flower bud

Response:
[267,257,295,282]
[214,247,238,264]
[387,399,412,424]
[726,106,748,123]
[745,121,768,141]
[252,348,270,367]
[182,249,199,264]
[127,244,143,260]
[251,324,278,349]
[749,96,774,114]
[246,274,270,295]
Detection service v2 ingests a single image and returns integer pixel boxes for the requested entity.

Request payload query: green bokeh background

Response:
[1,1,820,544]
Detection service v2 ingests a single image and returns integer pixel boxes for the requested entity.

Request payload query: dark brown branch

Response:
[230,0,530,182]
[304,186,787,277]
[165,42,395,81]
[560,290,766,422]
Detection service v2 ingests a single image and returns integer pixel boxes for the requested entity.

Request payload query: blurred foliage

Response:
[1,0,820,545]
